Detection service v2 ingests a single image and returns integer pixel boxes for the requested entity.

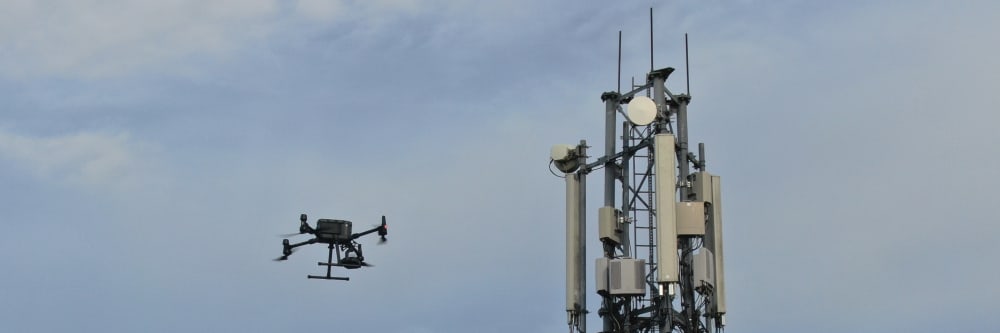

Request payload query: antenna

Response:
[627,96,657,126]
[685,33,691,95]
[649,8,654,72]
[618,31,622,94]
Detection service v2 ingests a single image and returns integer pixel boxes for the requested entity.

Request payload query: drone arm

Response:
[287,238,317,249]
[297,214,316,234]
[300,222,315,234]
[277,238,317,261]
[350,226,383,240]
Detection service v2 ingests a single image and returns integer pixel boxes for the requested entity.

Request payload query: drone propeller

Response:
[279,213,314,237]
[273,248,296,261]
[377,215,388,244]
[274,239,297,261]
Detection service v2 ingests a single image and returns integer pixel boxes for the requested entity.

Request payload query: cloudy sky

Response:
[1,1,998,332]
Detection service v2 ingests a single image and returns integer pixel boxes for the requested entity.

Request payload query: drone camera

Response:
[340,256,364,269]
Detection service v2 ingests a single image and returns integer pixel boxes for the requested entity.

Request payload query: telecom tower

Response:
[550,29,728,333]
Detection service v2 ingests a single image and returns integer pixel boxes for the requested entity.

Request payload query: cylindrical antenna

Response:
[685,33,691,95]
[649,8,654,72]
[699,142,706,170]
[618,30,622,94]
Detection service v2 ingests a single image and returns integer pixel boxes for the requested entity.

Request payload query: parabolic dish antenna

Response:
[626,96,657,126]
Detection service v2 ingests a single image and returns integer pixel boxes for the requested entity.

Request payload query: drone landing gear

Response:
[308,244,350,281]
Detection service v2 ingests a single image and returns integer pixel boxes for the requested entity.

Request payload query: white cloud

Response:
[0,0,545,80]
[0,129,157,190]
[0,0,490,79]
[295,0,346,22]
[678,1,1000,330]
[295,0,431,21]
[0,0,283,78]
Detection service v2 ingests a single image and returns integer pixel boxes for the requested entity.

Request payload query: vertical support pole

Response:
[651,75,667,126]
[326,244,334,277]
[601,92,620,210]
[579,167,588,333]
[674,96,700,333]
[676,97,690,199]
[566,143,588,333]
[594,101,614,332]
[620,121,631,258]
[601,92,622,260]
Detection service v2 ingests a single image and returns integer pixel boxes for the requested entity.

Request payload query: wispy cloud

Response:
[0,0,281,78]
[0,0,461,79]
[1,1,998,332]
[0,129,159,190]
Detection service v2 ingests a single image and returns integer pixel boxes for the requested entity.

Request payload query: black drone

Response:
[275,214,388,281]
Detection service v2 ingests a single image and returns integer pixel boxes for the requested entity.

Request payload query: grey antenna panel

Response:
[609,258,647,296]
[676,201,706,236]
[654,134,679,283]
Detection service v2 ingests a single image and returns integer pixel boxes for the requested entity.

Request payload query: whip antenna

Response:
[685,33,691,95]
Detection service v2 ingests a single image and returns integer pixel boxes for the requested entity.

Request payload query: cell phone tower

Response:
[550,13,728,333]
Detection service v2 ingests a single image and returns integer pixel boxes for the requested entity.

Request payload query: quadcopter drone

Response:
[275,214,388,281]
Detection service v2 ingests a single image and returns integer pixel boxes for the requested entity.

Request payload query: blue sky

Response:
[2,1,998,332]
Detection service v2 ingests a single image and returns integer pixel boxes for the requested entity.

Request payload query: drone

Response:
[275,214,388,281]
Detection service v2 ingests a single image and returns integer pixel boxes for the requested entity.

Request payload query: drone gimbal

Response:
[276,214,388,281]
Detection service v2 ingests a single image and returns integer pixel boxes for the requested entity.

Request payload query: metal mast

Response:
[550,16,728,333]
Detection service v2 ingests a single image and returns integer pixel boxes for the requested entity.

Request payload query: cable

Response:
[612,298,625,331]
[548,159,567,178]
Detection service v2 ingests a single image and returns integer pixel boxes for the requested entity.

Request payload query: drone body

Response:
[276,214,388,281]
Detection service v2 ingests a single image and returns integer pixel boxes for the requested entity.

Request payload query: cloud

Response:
[295,0,426,22]
[0,0,497,79]
[0,0,431,79]
[295,0,345,22]
[675,1,1000,331]
[0,129,158,190]
[0,0,283,78]
[2,1,999,332]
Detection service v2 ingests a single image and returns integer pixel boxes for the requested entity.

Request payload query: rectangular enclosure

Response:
[676,201,706,236]
[596,258,647,296]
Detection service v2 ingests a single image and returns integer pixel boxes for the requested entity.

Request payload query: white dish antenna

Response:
[626,96,657,126]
